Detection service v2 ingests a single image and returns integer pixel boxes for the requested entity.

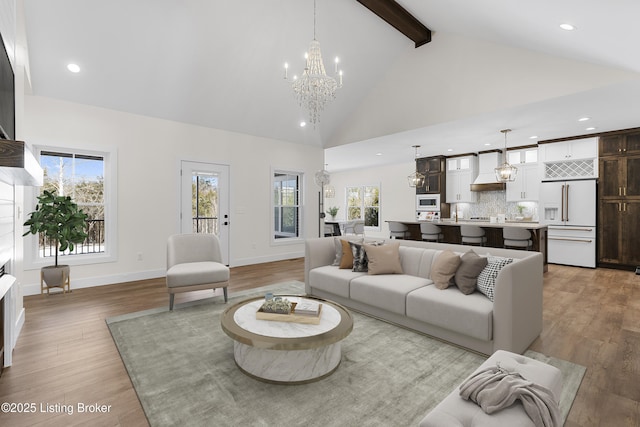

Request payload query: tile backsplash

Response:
[451,191,538,221]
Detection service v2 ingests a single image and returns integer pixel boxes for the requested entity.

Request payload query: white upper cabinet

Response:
[506,163,540,201]
[446,155,478,203]
[540,138,597,162]
[539,138,598,180]
[506,148,540,201]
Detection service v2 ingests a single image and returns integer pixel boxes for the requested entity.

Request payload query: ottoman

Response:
[420,350,563,427]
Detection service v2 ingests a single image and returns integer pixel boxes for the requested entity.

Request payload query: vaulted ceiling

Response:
[23,1,640,171]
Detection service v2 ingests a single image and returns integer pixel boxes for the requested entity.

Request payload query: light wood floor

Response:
[0,259,638,426]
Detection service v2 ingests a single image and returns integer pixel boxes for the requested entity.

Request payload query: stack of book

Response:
[294,300,321,316]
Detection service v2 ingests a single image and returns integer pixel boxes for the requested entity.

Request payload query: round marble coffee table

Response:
[220,295,353,384]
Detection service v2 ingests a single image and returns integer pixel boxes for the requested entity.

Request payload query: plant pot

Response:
[41,265,70,288]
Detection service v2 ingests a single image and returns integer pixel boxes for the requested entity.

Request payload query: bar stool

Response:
[460,224,487,246]
[503,227,533,250]
[420,223,443,242]
[389,221,410,239]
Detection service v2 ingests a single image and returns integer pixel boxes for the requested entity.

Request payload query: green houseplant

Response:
[23,190,89,289]
[326,206,339,220]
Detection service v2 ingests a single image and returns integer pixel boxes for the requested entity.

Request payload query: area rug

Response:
[107,281,585,427]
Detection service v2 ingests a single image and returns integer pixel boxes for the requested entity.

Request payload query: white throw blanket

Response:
[459,363,561,427]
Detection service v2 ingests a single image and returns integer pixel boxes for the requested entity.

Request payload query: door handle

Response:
[548,237,593,243]
[565,184,569,222]
[560,185,565,222]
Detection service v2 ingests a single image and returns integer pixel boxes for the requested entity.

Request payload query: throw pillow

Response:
[476,256,514,301]
[350,242,368,272]
[455,250,488,295]
[339,239,354,269]
[332,237,343,266]
[364,242,403,275]
[430,250,462,290]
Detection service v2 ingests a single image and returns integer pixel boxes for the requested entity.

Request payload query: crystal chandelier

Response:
[407,145,426,188]
[284,0,343,125]
[495,129,518,182]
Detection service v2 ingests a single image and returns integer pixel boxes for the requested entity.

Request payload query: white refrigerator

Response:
[540,179,596,268]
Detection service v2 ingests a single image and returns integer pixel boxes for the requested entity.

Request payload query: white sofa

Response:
[304,238,544,355]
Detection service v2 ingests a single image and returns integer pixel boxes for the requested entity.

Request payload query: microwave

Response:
[416,194,440,212]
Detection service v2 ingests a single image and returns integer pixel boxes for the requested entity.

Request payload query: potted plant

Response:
[326,206,339,220]
[23,190,89,290]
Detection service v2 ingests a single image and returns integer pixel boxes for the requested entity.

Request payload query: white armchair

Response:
[166,233,229,310]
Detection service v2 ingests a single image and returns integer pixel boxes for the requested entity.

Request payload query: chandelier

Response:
[284,0,343,125]
[495,129,518,182]
[407,145,425,188]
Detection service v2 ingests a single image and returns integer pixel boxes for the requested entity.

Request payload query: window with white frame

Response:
[346,185,380,228]
[272,171,303,241]
[25,147,117,267]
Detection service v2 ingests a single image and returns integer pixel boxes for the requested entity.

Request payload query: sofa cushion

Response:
[399,247,437,278]
[308,266,365,298]
[406,286,493,341]
[455,250,488,295]
[364,241,403,275]
[430,250,462,289]
[350,274,431,315]
[477,256,513,301]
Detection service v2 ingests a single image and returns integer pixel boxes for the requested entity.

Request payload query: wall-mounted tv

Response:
[0,31,15,140]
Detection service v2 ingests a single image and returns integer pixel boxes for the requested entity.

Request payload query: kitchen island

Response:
[387,220,548,271]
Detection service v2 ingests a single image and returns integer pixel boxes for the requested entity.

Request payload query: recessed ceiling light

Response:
[529,135,539,139]
[299,121,306,127]
[560,23,576,31]
[67,63,81,73]
[375,152,382,156]
[586,127,596,131]
[484,143,491,146]
[578,117,590,122]
[447,148,453,152]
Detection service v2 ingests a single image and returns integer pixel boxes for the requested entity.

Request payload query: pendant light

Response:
[407,145,425,188]
[495,129,518,182]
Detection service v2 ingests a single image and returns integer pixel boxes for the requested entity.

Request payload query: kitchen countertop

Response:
[392,220,547,229]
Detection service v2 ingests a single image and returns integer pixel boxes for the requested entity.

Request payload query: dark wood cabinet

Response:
[599,200,640,266]
[598,132,640,268]
[600,134,640,157]
[415,156,445,194]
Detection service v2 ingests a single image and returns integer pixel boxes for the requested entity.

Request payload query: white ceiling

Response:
[22,0,640,171]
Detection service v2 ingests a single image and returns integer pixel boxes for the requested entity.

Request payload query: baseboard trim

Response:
[21,252,305,296]
[232,251,304,267]
[22,269,166,296]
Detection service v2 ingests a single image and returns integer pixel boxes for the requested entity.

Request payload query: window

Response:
[346,185,380,228]
[192,172,219,234]
[26,147,117,267]
[272,170,303,241]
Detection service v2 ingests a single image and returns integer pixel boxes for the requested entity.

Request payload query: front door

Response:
[180,161,230,265]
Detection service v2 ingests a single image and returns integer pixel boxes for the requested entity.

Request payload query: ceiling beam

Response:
[356,0,431,48]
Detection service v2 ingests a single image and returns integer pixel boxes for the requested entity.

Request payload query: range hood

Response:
[470,151,506,192]
[0,140,44,187]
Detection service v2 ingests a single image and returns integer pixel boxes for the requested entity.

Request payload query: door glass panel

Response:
[192,172,219,234]
[459,158,470,169]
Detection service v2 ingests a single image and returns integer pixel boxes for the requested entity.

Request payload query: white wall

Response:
[20,95,323,295]
[328,31,640,147]
[324,162,416,240]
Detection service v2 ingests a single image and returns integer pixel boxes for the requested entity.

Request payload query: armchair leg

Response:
[169,294,175,310]
[223,287,228,303]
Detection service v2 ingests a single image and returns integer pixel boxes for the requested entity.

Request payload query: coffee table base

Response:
[233,341,342,384]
